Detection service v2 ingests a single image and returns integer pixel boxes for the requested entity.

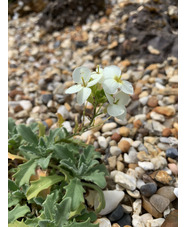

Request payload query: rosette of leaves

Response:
[8,118,108,226]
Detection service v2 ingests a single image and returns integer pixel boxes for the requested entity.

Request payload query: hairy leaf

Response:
[8,204,30,223]
[26,175,64,200]
[17,124,38,145]
[64,218,99,227]
[54,197,71,227]
[13,159,38,187]
[37,154,52,170]
[63,178,85,211]
[8,179,19,192]
[8,220,29,227]
[38,220,55,227]
[43,192,59,221]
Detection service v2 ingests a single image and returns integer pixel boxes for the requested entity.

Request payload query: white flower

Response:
[106,92,130,119]
[91,66,104,84]
[65,66,99,105]
[102,65,133,95]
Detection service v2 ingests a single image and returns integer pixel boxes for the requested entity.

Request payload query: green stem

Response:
[82,182,105,214]
[49,163,71,183]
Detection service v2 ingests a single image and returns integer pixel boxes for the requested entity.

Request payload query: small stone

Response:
[53,83,64,95]
[153,106,176,117]
[133,199,142,215]
[102,123,117,133]
[94,218,111,227]
[117,213,132,226]
[57,105,69,119]
[140,183,157,197]
[148,45,160,55]
[166,148,178,159]
[156,186,176,202]
[154,170,173,184]
[109,140,117,146]
[151,156,167,170]
[119,127,130,137]
[107,205,124,222]
[132,141,141,148]
[134,114,146,122]
[92,117,104,132]
[124,149,138,164]
[138,162,154,171]
[112,224,120,227]
[149,194,170,213]
[136,179,146,189]
[128,163,138,169]
[139,96,149,105]
[19,100,32,111]
[15,110,29,118]
[140,213,153,225]
[133,119,142,128]
[142,196,162,218]
[116,161,125,172]
[161,210,178,227]
[121,204,132,214]
[44,118,54,128]
[98,136,108,149]
[126,189,140,199]
[94,190,125,215]
[80,130,92,142]
[147,218,165,227]
[152,120,166,133]
[162,128,172,137]
[150,112,165,122]
[110,146,122,156]
[114,117,128,125]
[174,188,178,198]
[137,151,150,162]
[114,171,136,191]
[108,156,117,170]
[118,140,131,153]
[168,163,178,176]
[62,121,72,133]
[147,96,158,107]
[144,136,158,145]
[42,94,53,105]
[111,133,121,142]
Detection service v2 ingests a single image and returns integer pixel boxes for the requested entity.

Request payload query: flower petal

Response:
[103,65,121,79]
[105,92,114,105]
[107,104,124,117]
[65,84,82,94]
[121,80,134,95]
[102,79,119,94]
[72,66,91,83]
[87,77,100,87]
[116,92,130,106]
[116,111,127,121]
[76,87,91,105]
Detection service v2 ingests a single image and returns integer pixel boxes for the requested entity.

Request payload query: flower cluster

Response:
[65,65,133,121]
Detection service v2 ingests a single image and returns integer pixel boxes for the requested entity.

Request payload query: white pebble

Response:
[138,161,154,171]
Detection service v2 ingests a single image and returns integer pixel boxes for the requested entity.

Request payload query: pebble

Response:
[150,111,165,122]
[94,218,111,227]
[166,148,178,159]
[140,213,153,225]
[80,130,92,142]
[153,106,176,117]
[111,133,121,142]
[137,143,148,153]
[62,121,72,133]
[174,188,178,198]
[110,146,122,156]
[168,163,178,176]
[102,123,117,133]
[138,161,154,171]
[132,140,141,148]
[116,161,125,172]
[119,126,130,137]
[19,100,32,111]
[136,179,146,190]
[157,142,170,151]
[124,149,138,164]
[147,96,158,107]
[57,105,69,119]
[147,218,165,227]
[137,151,150,162]
[121,204,133,214]
[152,120,166,133]
[133,199,142,215]
[42,94,53,105]
[118,140,131,153]
[94,190,125,215]
[98,136,108,149]
[142,196,162,218]
[117,213,132,226]
[149,194,170,213]
[162,128,172,137]
[108,156,117,170]
[114,171,136,191]
[140,183,157,197]
[154,170,173,185]
[151,156,167,170]
[161,210,178,227]
[139,96,149,105]
[107,205,124,222]
[156,186,176,202]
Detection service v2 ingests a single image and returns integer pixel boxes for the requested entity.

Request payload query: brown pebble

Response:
[153,106,175,117]
[112,224,120,227]
[168,163,178,176]
[128,163,138,169]
[14,105,23,113]
[147,96,158,107]
[162,128,171,137]
[161,209,178,227]
[9,89,24,99]
[118,140,131,153]
[168,157,177,164]
[170,128,178,138]
[133,119,142,128]
[108,156,117,170]
[142,196,162,218]
[45,118,53,128]
[119,126,130,137]
[156,186,176,202]
[111,133,121,142]
[116,161,125,172]
[149,194,170,213]
[154,170,173,185]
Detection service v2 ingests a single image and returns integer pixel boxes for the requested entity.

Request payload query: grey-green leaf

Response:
[17,124,38,145]
[43,192,59,221]
[8,204,30,223]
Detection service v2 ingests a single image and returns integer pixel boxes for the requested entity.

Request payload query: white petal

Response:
[87,77,100,87]
[65,84,82,94]
[121,81,134,95]
[116,92,130,106]
[76,87,91,105]
[107,104,124,117]
[116,111,127,121]
[72,66,91,83]
[102,79,119,94]
[105,92,114,105]
[103,65,121,79]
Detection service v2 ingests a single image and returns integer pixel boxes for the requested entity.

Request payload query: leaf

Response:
[64,218,99,227]
[37,154,52,170]
[8,204,30,223]
[54,197,71,227]
[8,118,17,137]
[63,178,85,211]
[81,170,106,189]
[17,124,38,145]
[53,144,76,162]
[75,211,97,223]
[43,192,59,221]
[8,220,29,227]
[38,122,46,137]
[8,152,27,161]
[13,159,38,187]
[8,190,25,208]
[69,204,85,219]
[8,179,19,192]
[38,220,56,227]
[26,175,64,200]
[56,113,65,128]
[60,159,78,176]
